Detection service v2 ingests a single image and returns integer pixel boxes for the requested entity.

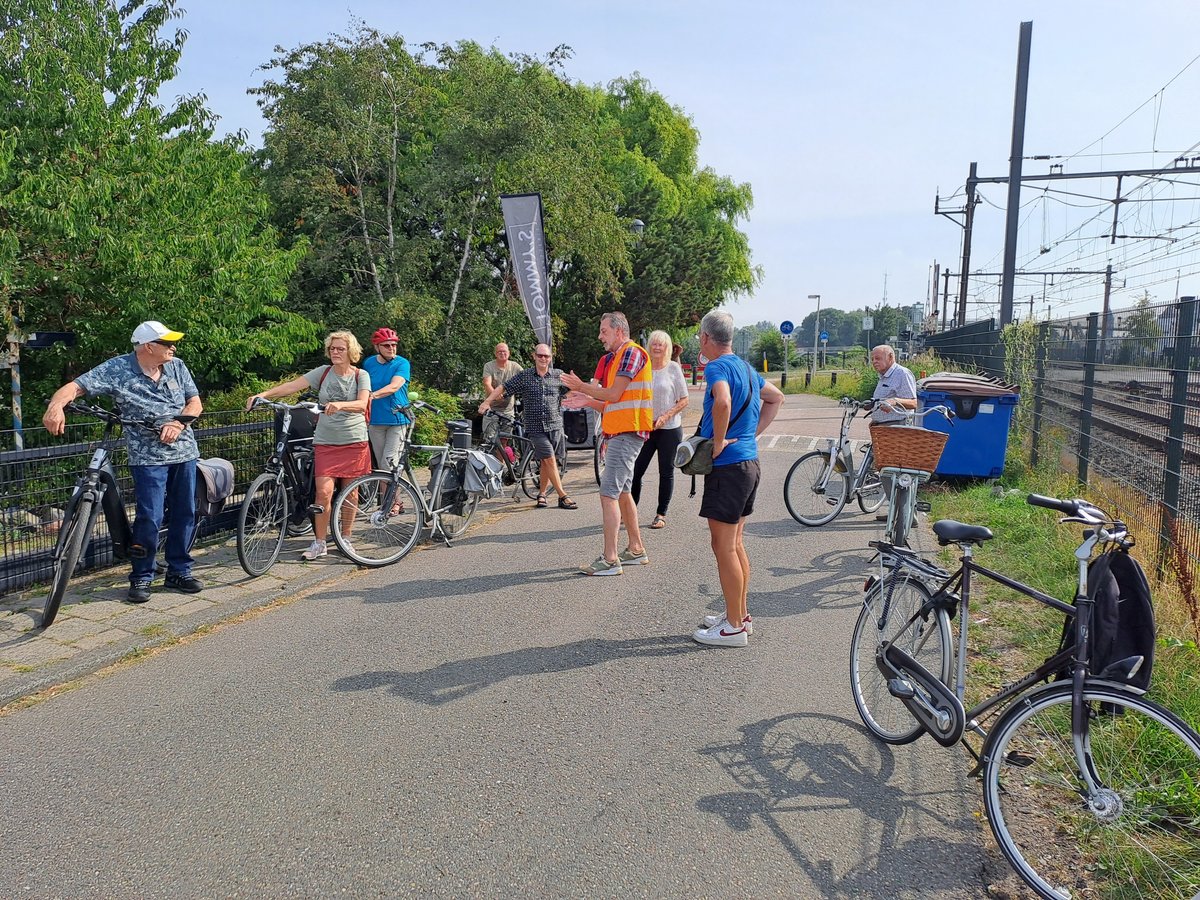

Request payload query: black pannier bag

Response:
[275,407,317,445]
[562,409,589,446]
[429,458,468,515]
[1056,549,1155,691]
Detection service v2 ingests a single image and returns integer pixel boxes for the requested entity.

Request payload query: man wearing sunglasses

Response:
[478,343,577,510]
[43,320,204,603]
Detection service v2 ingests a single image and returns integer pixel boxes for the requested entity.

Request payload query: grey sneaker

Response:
[581,556,623,576]
[301,539,328,560]
[618,547,649,566]
[703,613,753,635]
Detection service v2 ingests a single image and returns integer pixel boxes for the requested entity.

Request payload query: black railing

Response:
[0,410,275,595]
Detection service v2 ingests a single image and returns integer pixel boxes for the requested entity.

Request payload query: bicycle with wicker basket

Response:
[870,405,952,548]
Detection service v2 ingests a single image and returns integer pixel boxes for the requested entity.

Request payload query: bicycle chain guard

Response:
[877,641,965,746]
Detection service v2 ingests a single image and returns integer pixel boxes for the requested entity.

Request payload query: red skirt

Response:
[314,441,371,478]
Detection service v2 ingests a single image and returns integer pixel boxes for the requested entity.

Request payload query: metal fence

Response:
[927,298,1200,590]
[0,410,275,595]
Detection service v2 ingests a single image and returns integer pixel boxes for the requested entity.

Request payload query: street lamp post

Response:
[808,294,821,378]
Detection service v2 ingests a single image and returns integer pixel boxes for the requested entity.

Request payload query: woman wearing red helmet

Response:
[363,327,411,471]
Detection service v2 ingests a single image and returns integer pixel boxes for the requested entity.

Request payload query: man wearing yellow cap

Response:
[43,320,204,603]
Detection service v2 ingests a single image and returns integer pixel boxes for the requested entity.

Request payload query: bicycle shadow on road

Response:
[330,635,702,706]
[745,515,879,543]
[696,712,980,898]
[347,567,576,604]
[745,547,876,620]
[459,524,597,547]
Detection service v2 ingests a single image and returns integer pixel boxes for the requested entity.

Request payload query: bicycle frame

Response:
[261,404,318,527]
[814,401,873,496]
[868,515,1116,767]
[480,411,537,499]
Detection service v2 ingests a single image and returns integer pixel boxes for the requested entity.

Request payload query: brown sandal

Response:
[650,515,666,529]
[536,494,549,508]
[558,496,578,510]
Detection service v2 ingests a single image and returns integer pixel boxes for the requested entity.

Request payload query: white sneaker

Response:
[301,540,328,560]
[692,620,749,647]
[702,614,753,635]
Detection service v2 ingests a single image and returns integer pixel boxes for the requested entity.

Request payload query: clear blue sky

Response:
[165,0,1200,331]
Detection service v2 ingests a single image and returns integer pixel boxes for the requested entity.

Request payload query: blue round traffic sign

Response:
[780,320,794,335]
[819,331,829,342]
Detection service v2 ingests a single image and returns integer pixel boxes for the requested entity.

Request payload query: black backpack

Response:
[1056,549,1155,691]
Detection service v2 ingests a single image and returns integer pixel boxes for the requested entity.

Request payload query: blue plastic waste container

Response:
[918,390,1018,478]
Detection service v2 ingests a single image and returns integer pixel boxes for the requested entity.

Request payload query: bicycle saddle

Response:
[933,520,994,546]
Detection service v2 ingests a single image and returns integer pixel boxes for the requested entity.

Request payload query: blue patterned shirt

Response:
[74,353,200,465]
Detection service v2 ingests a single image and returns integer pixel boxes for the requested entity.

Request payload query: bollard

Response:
[804,372,811,387]
[781,371,787,389]
[831,371,837,386]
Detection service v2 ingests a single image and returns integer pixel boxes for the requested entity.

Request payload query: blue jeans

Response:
[129,459,197,583]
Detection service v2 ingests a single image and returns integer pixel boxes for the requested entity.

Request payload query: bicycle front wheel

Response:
[43,496,95,628]
[784,451,849,526]
[237,472,288,577]
[982,683,1200,899]
[593,435,607,486]
[850,573,951,744]
[329,473,422,567]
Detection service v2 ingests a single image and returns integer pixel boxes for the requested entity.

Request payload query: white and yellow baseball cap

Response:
[131,321,185,345]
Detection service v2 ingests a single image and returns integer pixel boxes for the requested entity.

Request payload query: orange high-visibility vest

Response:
[600,341,654,436]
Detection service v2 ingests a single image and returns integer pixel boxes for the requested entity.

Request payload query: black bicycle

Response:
[236,398,321,577]
[849,494,1200,898]
[42,402,207,628]
[478,410,566,500]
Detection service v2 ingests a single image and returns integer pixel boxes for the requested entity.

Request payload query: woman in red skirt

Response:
[248,331,372,559]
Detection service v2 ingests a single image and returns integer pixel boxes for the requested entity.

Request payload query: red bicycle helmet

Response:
[371,327,399,345]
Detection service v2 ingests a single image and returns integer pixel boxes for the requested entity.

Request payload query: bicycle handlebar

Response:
[65,401,176,433]
[1027,493,1130,547]
[250,397,324,413]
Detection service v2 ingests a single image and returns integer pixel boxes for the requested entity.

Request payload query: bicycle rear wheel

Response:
[438,494,479,540]
[42,496,95,628]
[237,472,288,577]
[849,573,951,744]
[784,451,849,526]
[329,473,422,567]
[982,683,1200,899]
[520,454,541,500]
[856,460,885,514]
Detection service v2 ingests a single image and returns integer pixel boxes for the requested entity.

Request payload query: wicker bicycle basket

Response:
[869,425,948,474]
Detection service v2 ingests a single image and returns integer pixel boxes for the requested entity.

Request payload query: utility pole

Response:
[958,163,978,328]
[1099,263,1114,360]
[999,21,1033,327]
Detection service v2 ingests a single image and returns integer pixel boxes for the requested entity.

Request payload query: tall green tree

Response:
[0,0,315,397]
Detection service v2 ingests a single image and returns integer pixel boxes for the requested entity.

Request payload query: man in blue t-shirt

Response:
[692,311,784,648]
[363,327,411,470]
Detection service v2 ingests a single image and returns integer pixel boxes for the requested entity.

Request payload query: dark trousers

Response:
[631,426,683,516]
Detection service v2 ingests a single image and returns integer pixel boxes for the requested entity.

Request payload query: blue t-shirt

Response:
[363,354,410,426]
[700,355,764,467]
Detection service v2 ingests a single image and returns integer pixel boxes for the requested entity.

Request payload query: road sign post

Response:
[779,320,794,387]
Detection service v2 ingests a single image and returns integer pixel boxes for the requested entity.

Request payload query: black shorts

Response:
[699,459,761,524]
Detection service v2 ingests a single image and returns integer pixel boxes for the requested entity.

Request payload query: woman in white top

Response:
[631,330,689,528]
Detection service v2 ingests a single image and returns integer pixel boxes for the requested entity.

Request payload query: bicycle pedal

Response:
[916,501,932,513]
[826,498,840,506]
[887,678,916,700]
[307,504,325,515]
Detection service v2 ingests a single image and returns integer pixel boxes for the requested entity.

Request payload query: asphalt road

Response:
[1,396,992,898]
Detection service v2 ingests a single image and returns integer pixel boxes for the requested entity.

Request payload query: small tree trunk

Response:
[351,158,386,306]
[444,191,481,341]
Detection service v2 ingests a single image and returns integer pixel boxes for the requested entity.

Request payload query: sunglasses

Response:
[377,342,398,348]
[535,353,551,359]
[153,340,177,348]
